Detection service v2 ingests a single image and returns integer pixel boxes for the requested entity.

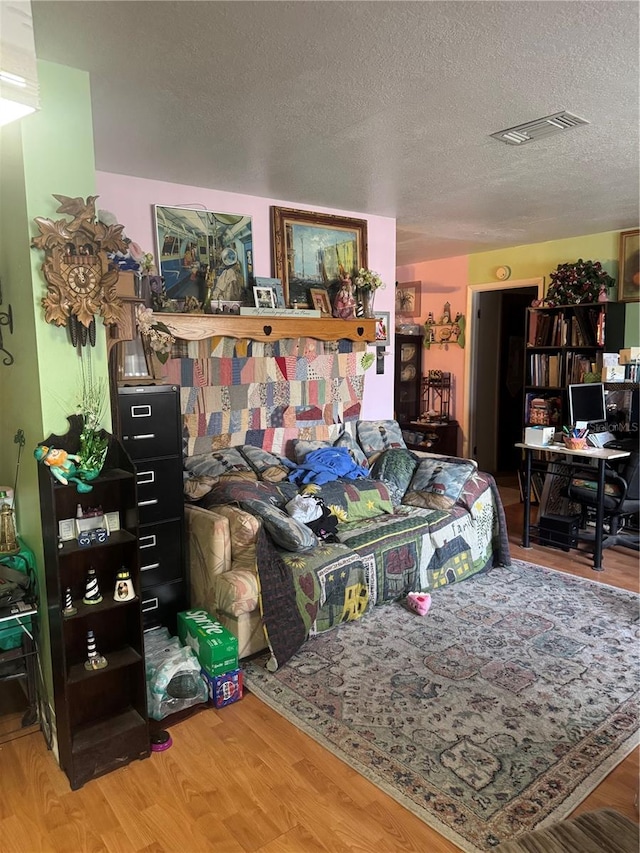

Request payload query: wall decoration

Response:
[254,277,285,308]
[618,229,640,302]
[374,311,390,346]
[154,204,253,307]
[32,194,126,347]
[423,303,465,349]
[271,206,368,308]
[395,280,422,317]
[309,288,332,316]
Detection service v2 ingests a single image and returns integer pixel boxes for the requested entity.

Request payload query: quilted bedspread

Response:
[257,470,511,669]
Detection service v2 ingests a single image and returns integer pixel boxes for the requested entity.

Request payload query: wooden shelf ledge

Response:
[151,313,377,343]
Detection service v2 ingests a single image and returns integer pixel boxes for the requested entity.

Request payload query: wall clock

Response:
[496,265,511,281]
[32,194,127,347]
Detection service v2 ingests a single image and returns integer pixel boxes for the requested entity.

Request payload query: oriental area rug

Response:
[243,560,639,852]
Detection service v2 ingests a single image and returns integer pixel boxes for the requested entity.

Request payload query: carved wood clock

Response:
[32,194,127,347]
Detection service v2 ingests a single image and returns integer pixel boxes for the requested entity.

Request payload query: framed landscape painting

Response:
[271,206,368,307]
[618,229,640,302]
[154,204,253,306]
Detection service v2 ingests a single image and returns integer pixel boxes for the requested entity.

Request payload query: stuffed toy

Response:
[34,445,94,493]
[406,591,432,616]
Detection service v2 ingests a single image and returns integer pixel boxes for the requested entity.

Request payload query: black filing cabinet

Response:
[117,385,186,633]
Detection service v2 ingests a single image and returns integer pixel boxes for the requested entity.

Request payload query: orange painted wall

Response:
[396,256,469,440]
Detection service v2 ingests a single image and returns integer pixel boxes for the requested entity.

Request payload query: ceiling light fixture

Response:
[0,1,40,127]
[491,111,589,146]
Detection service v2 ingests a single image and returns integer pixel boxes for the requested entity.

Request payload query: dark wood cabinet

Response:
[394,334,423,422]
[117,385,186,634]
[400,420,460,457]
[37,418,149,790]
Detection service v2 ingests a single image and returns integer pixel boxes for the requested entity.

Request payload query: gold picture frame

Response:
[618,229,640,302]
[309,288,332,316]
[271,206,368,308]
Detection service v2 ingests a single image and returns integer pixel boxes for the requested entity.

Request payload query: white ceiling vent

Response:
[491,111,589,146]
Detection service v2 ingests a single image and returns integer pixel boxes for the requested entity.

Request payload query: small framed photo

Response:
[253,285,276,309]
[396,280,422,317]
[618,229,640,302]
[309,288,332,316]
[254,277,285,308]
[58,518,76,542]
[374,311,390,346]
[105,511,120,533]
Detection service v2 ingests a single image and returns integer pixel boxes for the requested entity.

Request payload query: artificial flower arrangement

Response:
[354,268,385,291]
[136,305,176,364]
[544,259,614,306]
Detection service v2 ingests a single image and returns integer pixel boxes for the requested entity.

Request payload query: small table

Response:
[515,442,631,571]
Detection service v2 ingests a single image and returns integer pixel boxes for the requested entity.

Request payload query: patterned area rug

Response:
[243,560,639,852]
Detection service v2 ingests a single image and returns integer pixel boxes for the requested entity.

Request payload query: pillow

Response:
[356,420,406,461]
[301,479,393,524]
[184,448,257,481]
[183,473,219,502]
[369,448,419,505]
[402,457,477,510]
[292,438,332,465]
[333,431,369,470]
[241,498,317,552]
[238,445,293,482]
[197,479,286,510]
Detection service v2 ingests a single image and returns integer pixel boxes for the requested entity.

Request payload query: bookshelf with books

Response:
[524,302,626,428]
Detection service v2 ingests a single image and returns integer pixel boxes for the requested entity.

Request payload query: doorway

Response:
[463,278,544,474]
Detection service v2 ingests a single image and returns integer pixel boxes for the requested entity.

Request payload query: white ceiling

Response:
[31,1,640,267]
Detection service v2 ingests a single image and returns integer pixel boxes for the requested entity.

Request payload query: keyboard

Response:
[604,437,638,451]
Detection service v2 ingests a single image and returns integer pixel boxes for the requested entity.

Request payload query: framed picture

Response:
[253,285,276,309]
[271,206,368,308]
[374,311,390,346]
[396,280,422,317]
[255,277,285,308]
[154,204,253,304]
[618,229,640,302]
[309,288,332,316]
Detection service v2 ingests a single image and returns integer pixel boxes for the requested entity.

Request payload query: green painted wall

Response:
[468,231,639,345]
[0,60,103,741]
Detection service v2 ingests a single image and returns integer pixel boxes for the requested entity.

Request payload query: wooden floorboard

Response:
[0,490,637,852]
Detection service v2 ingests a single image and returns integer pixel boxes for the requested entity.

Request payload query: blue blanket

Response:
[288,447,369,485]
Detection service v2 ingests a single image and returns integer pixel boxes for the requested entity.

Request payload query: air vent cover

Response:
[491,111,589,146]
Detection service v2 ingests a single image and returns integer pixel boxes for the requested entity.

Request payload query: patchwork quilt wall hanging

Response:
[162,336,370,458]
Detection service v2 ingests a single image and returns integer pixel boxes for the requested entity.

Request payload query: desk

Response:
[515,442,631,571]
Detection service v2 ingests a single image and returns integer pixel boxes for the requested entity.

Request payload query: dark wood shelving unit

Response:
[37,416,149,789]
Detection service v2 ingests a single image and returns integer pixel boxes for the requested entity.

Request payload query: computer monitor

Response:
[568,382,606,427]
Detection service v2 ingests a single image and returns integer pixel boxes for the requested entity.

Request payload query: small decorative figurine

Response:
[84,630,108,671]
[62,586,77,617]
[332,272,356,319]
[33,445,94,493]
[113,568,135,602]
[83,566,102,605]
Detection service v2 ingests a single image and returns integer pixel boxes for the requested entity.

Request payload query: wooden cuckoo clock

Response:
[32,194,127,347]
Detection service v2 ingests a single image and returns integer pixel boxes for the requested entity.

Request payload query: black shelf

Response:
[67,647,142,684]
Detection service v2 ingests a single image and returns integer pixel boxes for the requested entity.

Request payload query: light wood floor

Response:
[1,496,638,853]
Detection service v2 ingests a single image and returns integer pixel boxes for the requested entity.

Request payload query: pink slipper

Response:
[406,592,431,616]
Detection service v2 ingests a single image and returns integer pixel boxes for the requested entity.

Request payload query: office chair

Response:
[567,451,639,552]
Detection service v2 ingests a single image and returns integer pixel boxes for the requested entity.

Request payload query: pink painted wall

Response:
[96,172,396,419]
[396,256,469,447]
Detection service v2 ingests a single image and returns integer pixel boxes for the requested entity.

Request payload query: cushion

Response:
[184,448,257,481]
[356,420,406,461]
[241,498,318,552]
[238,445,293,482]
[333,430,369,469]
[292,438,332,464]
[369,448,419,504]
[402,457,477,510]
[183,473,219,502]
[198,479,287,510]
[301,479,394,524]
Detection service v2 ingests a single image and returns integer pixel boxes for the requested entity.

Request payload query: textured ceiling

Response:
[32,1,640,266]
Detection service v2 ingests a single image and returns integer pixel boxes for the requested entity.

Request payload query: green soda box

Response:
[177,609,238,677]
